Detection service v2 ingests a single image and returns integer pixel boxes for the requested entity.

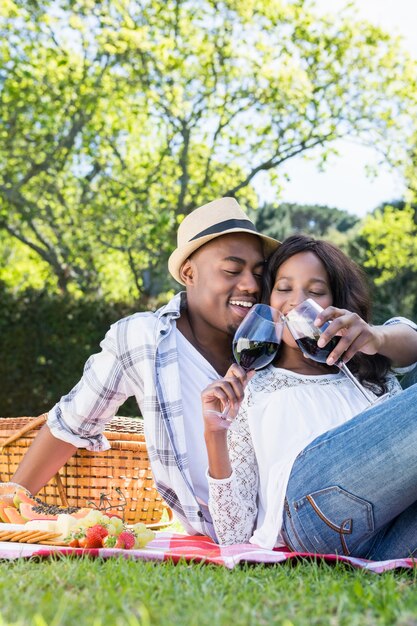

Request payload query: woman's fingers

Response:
[202,375,246,413]
[201,365,254,431]
[315,307,379,364]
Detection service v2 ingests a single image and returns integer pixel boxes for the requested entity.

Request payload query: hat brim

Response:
[168,228,280,285]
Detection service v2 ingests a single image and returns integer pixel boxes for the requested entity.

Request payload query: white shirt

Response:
[207,366,402,549]
[176,327,219,509]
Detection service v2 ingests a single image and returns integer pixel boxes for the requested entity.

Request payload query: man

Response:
[5,197,417,539]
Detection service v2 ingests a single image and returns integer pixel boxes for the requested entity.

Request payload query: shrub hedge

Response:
[0,285,144,417]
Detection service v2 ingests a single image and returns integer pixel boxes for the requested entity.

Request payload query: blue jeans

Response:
[282,380,417,559]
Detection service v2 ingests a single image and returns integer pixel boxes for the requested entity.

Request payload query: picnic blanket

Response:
[0,532,415,573]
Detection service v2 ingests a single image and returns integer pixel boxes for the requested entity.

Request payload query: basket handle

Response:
[146,506,174,530]
[1,413,69,508]
[1,414,48,448]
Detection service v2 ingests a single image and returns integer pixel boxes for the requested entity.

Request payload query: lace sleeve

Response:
[207,401,258,545]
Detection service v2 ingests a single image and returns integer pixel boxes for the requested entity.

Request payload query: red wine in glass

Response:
[232,304,283,371]
[295,335,339,364]
[233,339,280,371]
[285,299,385,406]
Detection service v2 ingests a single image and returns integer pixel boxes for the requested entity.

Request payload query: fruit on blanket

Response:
[77,509,108,527]
[129,522,155,549]
[62,511,155,550]
[132,527,156,549]
[78,524,109,549]
[0,502,11,523]
[103,535,117,548]
[4,507,26,524]
[68,538,80,548]
[19,502,91,522]
[115,530,136,550]
[106,516,124,537]
[13,489,38,508]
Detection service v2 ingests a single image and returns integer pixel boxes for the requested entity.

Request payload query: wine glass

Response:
[283,298,386,406]
[232,303,284,371]
[205,304,283,427]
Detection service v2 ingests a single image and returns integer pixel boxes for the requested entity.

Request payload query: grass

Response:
[1,555,417,626]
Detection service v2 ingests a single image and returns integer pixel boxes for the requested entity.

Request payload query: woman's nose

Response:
[289,291,307,309]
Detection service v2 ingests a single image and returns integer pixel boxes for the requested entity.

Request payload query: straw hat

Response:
[168,197,280,284]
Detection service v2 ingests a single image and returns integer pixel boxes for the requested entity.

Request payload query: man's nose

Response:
[238,270,260,294]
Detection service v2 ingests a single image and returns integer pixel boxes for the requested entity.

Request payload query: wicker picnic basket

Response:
[0,414,172,527]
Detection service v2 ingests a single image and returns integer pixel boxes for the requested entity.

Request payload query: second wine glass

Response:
[284,298,384,406]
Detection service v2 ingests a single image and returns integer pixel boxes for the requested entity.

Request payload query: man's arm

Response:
[377,317,417,371]
[316,309,417,367]
[379,318,417,367]
[12,424,77,495]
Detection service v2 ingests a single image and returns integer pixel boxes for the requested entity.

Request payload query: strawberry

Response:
[79,524,109,549]
[115,530,135,550]
[68,538,80,548]
[103,535,117,548]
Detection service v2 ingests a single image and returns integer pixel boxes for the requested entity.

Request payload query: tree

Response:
[1,0,416,299]
[254,202,358,241]
[354,202,417,321]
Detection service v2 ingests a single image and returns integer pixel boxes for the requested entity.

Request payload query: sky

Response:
[258,0,417,217]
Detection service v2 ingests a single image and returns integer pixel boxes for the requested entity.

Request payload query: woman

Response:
[202,235,417,559]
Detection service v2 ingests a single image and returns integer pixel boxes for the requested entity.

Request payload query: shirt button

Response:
[197,510,203,517]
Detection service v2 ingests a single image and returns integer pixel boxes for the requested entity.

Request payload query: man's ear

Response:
[179,259,195,285]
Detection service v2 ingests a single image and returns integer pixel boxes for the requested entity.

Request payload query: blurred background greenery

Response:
[1,0,416,416]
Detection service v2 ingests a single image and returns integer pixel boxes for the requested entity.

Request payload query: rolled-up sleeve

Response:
[384,316,417,374]
[47,323,133,451]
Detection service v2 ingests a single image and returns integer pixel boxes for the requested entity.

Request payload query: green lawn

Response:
[1,556,417,626]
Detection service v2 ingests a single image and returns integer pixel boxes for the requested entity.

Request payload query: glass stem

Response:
[337,361,374,405]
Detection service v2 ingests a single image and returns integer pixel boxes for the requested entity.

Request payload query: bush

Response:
[0,285,143,417]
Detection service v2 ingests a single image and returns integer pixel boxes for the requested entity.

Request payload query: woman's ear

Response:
[179,259,194,285]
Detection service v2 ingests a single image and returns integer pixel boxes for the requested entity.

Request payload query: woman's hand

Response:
[202,364,254,479]
[314,306,382,365]
[202,364,254,433]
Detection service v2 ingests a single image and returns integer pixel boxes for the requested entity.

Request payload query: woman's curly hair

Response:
[262,234,391,394]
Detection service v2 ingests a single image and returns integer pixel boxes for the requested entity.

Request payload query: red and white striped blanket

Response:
[0,532,415,573]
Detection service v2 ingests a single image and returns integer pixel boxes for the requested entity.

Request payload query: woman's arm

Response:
[202,365,258,544]
[202,364,252,479]
[207,405,259,545]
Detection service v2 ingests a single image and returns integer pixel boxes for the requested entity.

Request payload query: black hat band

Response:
[189,218,257,242]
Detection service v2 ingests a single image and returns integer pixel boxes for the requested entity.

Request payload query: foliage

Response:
[352,202,417,322]
[1,0,416,298]
[360,204,417,283]
[0,284,159,416]
[1,557,417,626]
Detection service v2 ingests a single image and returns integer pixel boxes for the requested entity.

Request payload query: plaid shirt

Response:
[48,292,215,538]
[48,294,417,539]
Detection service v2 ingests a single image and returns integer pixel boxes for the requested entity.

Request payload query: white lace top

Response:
[207,367,402,549]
